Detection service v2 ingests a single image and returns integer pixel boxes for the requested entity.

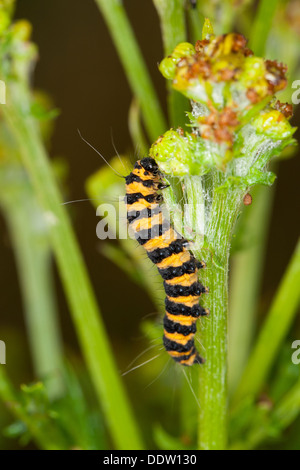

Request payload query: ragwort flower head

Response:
[152,25,296,187]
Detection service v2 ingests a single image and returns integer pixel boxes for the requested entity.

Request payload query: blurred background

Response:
[0,0,299,449]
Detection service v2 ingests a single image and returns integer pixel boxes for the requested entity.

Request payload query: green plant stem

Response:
[218,1,236,33]
[153,0,188,128]
[228,184,275,395]
[272,378,300,429]
[233,238,300,405]
[0,169,64,399]
[153,0,186,55]
[189,173,242,450]
[94,0,167,142]
[188,7,203,44]
[2,105,144,450]
[197,261,228,450]
[249,0,280,56]
[128,98,149,156]
[192,0,233,36]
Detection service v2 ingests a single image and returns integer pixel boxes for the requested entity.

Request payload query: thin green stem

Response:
[2,103,144,450]
[188,6,203,44]
[273,378,300,429]
[95,0,167,141]
[228,184,275,395]
[153,0,186,55]
[233,238,300,405]
[249,0,280,56]
[196,261,228,450]
[0,170,64,399]
[153,0,188,128]
[128,97,149,156]
[218,1,236,33]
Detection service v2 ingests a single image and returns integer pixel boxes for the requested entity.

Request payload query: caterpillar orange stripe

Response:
[126,157,208,366]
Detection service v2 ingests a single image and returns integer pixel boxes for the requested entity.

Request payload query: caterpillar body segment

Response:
[125,157,207,366]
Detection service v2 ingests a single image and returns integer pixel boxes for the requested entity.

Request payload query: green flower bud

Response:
[150,129,192,176]
[150,128,223,177]
[159,42,195,80]
[172,42,195,59]
[252,109,296,140]
[159,57,177,80]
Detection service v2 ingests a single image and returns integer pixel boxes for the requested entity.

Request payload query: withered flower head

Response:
[154,23,296,179]
[159,33,289,109]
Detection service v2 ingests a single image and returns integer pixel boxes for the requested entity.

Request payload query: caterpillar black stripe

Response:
[125,157,208,366]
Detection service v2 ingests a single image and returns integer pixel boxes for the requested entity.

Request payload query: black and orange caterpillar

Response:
[125,157,208,366]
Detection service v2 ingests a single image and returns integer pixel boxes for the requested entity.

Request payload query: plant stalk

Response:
[249,0,279,56]
[189,173,242,449]
[2,101,144,450]
[94,0,167,141]
[233,238,300,405]
[0,174,64,399]
[228,184,275,395]
[153,0,188,128]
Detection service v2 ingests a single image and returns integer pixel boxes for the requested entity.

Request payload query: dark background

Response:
[0,0,299,383]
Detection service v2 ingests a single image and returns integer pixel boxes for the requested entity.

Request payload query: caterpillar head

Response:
[139,157,159,176]
[131,158,161,186]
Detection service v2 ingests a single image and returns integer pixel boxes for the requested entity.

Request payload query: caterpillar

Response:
[125,157,208,366]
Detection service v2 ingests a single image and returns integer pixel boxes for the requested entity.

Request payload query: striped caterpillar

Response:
[125,157,208,366]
